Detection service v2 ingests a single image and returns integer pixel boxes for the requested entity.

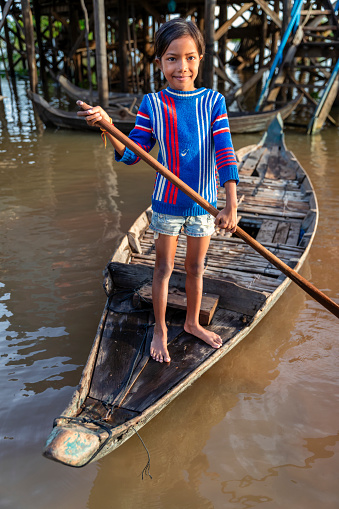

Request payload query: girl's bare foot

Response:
[150,326,171,363]
[184,323,222,349]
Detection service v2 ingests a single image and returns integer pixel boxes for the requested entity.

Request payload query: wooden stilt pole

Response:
[0,0,14,32]
[1,0,16,81]
[203,0,216,89]
[131,4,140,94]
[259,11,267,69]
[142,14,150,92]
[282,0,292,35]
[271,0,280,61]
[80,0,93,100]
[118,0,129,93]
[48,14,58,74]
[93,0,109,107]
[127,16,136,93]
[21,0,38,93]
[195,5,204,88]
[32,0,47,88]
[218,2,227,89]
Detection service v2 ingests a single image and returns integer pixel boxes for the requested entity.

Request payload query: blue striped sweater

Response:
[116,87,239,216]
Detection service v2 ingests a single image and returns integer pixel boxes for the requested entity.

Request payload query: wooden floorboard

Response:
[89,309,151,403]
[122,309,245,413]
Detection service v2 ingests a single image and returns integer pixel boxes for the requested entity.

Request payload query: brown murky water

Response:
[1,78,339,509]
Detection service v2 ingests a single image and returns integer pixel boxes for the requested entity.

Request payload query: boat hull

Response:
[28,91,136,134]
[28,90,301,135]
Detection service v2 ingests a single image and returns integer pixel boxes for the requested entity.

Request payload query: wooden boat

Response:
[55,73,144,112]
[28,88,301,135]
[228,95,301,133]
[27,90,136,134]
[43,116,318,467]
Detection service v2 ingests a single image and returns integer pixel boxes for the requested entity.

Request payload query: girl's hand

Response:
[214,204,237,233]
[215,179,237,232]
[76,101,110,126]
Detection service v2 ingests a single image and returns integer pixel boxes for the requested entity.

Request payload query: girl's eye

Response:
[187,56,196,61]
[167,57,175,61]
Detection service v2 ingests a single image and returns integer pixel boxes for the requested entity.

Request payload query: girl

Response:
[77,18,239,364]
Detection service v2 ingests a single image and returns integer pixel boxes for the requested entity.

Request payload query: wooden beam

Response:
[214,3,253,41]
[21,0,38,92]
[203,0,216,89]
[288,72,336,126]
[51,10,69,30]
[93,0,109,107]
[139,1,162,24]
[214,52,236,85]
[118,0,129,93]
[184,6,198,19]
[0,0,14,32]
[67,16,93,59]
[0,0,16,80]
[253,0,282,28]
[32,0,47,85]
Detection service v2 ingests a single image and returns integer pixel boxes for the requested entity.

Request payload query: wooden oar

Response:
[78,101,339,319]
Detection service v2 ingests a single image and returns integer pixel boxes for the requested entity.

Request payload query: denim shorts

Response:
[149,211,215,238]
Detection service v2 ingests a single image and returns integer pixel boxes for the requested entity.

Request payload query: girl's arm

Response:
[76,98,156,163]
[76,102,125,156]
[214,179,237,232]
[211,95,239,232]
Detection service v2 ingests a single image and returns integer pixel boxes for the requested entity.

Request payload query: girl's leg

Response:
[184,236,222,348]
[151,233,179,362]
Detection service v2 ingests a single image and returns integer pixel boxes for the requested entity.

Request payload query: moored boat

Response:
[43,116,318,467]
[28,88,301,135]
[27,90,136,134]
[55,73,144,111]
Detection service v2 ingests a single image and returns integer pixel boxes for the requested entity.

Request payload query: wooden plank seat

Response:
[134,283,220,325]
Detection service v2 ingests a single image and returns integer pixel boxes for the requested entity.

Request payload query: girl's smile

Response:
[156,36,203,92]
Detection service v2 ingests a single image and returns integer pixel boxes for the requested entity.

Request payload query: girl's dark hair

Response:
[154,18,205,59]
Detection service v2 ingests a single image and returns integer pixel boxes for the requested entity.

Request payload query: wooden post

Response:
[282,0,292,35]
[195,5,204,88]
[32,0,47,87]
[142,14,150,92]
[203,0,216,89]
[80,0,93,98]
[21,0,38,92]
[259,11,267,69]
[218,1,227,88]
[93,0,109,107]
[271,0,280,62]
[0,0,16,81]
[126,16,136,93]
[131,4,140,93]
[48,14,58,74]
[118,1,129,93]
[69,1,80,84]
[0,0,14,31]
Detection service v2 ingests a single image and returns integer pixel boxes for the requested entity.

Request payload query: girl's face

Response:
[156,36,203,91]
